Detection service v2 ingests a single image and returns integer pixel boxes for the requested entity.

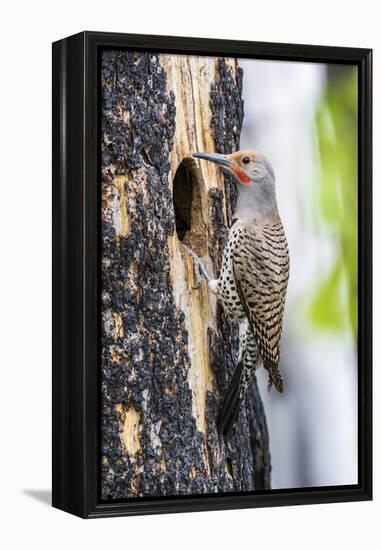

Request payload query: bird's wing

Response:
[233,221,290,390]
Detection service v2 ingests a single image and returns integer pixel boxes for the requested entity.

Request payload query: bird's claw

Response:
[181,243,210,290]
[181,243,198,264]
[192,262,203,290]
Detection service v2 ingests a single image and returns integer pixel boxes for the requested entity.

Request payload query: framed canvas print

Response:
[52,31,372,518]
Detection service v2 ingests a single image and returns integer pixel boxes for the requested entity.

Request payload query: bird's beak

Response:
[192,152,232,167]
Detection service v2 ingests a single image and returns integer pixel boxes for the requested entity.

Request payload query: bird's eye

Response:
[242,156,250,164]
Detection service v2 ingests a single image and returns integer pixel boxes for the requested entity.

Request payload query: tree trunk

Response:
[100,50,271,499]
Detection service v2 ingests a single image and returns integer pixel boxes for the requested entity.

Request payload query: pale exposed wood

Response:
[116,404,142,456]
[164,56,238,433]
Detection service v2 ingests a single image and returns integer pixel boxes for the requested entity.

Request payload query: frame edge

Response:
[53,31,373,519]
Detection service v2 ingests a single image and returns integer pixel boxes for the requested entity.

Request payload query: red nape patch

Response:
[233,166,251,184]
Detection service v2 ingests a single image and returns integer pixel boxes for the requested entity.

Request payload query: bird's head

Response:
[192,149,278,220]
[192,150,275,188]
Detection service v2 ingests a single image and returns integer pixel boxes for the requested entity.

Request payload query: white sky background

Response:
[239,59,358,489]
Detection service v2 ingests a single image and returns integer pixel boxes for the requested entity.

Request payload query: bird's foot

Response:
[181,244,211,289]
[192,261,203,290]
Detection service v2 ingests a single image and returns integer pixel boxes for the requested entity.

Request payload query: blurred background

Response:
[238,59,358,489]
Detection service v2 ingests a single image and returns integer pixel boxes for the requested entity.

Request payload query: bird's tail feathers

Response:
[266,364,284,393]
[217,361,245,438]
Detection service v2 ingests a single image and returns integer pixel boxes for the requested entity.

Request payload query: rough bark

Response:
[100,50,271,499]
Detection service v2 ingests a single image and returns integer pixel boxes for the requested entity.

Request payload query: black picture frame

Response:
[52,31,372,519]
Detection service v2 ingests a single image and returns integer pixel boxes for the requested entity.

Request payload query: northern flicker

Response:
[187,150,290,437]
